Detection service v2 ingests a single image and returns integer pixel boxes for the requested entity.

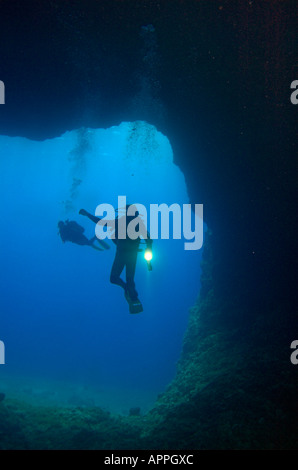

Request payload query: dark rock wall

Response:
[1,1,296,324]
[0,2,297,445]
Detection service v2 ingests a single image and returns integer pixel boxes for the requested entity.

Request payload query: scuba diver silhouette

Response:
[57,220,110,251]
[79,205,152,313]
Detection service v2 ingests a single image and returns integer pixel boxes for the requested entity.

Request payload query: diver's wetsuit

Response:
[80,210,145,301]
[110,237,140,301]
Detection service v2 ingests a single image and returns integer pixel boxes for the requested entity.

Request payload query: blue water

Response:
[0,121,202,414]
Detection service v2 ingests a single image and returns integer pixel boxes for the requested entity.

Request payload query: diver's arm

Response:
[139,220,153,242]
[146,233,153,247]
[79,209,115,227]
[79,209,101,224]
[138,218,152,246]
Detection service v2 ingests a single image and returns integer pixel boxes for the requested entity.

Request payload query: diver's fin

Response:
[124,291,143,314]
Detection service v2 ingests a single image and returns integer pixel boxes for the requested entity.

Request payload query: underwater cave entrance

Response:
[0,121,203,415]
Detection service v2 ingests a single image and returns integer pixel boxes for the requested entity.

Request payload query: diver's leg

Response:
[125,250,138,301]
[89,243,104,252]
[97,239,110,250]
[76,234,93,246]
[90,236,110,250]
[88,236,104,251]
[110,250,126,291]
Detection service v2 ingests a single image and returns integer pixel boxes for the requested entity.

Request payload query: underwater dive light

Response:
[144,249,152,262]
[144,248,153,271]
